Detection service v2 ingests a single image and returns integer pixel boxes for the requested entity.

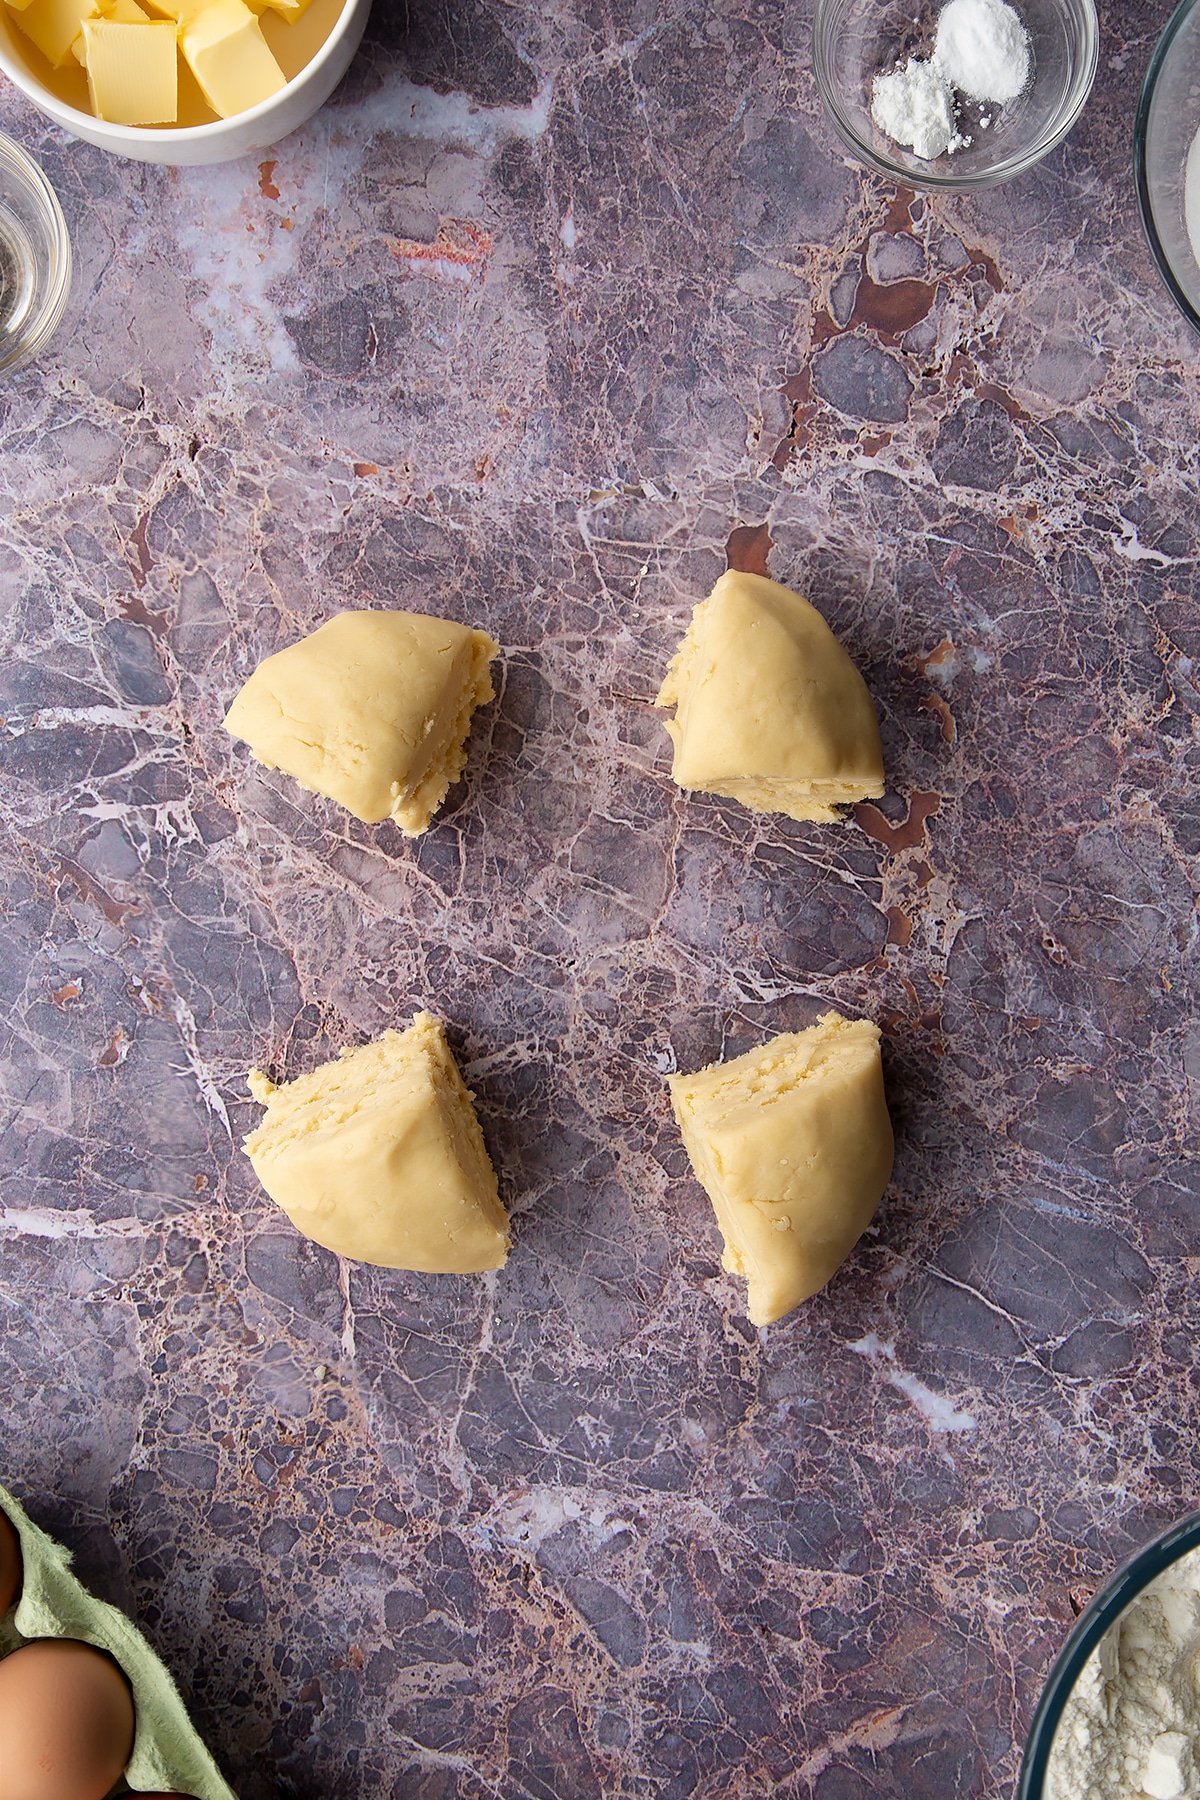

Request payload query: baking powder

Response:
[1046,1546,1200,1800]
[935,0,1031,104]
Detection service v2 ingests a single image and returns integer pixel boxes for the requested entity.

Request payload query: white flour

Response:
[1046,1546,1200,1800]
[869,0,1031,162]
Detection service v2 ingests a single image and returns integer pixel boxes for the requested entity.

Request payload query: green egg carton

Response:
[0,1481,237,1800]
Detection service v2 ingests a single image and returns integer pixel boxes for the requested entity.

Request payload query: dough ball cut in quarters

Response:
[244,1013,509,1273]
[223,609,500,834]
[655,570,885,823]
[668,1012,893,1326]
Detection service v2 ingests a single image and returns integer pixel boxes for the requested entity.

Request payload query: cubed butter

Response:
[71,0,146,64]
[223,609,500,834]
[11,0,99,67]
[244,1014,510,1273]
[82,17,177,121]
[179,0,285,117]
[139,0,216,25]
[668,1012,894,1326]
[246,0,314,20]
[656,570,885,824]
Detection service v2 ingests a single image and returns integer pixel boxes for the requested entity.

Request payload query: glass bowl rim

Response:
[1133,0,1200,336]
[1018,1508,1200,1799]
[812,0,1100,192]
[0,128,71,375]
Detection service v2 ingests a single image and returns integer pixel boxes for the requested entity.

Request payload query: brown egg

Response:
[0,1511,21,1615]
[0,1637,135,1800]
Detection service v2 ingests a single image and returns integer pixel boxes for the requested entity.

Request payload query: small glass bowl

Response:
[1019,1510,1200,1798]
[813,0,1099,189]
[0,131,70,376]
[1134,0,1200,334]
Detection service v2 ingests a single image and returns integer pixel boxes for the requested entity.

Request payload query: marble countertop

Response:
[1,1,1198,1794]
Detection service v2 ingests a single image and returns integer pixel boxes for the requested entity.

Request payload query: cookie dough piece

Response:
[668,1012,893,1325]
[655,571,884,823]
[244,1014,509,1272]
[224,610,499,834]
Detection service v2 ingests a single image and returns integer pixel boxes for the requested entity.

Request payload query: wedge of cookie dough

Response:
[244,1014,509,1272]
[224,609,499,834]
[668,1012,893,1325]
[655,570,884,823]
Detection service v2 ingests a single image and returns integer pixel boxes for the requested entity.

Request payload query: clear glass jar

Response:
[0,130,70,375]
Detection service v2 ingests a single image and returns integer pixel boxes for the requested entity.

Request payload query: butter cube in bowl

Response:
[0,0,370,162]
[80,18,176,125]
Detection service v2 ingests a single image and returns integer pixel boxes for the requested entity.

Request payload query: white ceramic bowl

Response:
[0,0,371,165]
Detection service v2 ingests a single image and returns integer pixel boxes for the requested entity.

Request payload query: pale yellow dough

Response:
[668,1012,893,1325]
[655,570,885,823]
[244,1014,509,1273]
[223,610,500,834]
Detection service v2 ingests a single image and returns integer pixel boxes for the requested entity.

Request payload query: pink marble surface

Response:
[0,1,1198,1795]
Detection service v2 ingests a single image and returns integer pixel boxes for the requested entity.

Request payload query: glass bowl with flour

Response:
[813,0,1098,187]
[1135,0,1200,333]
[1021,1512,1200,1800]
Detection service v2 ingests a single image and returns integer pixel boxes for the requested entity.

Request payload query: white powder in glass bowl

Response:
[869,0,1031,163]
[871,55,964,160]
[935,0,1031,103]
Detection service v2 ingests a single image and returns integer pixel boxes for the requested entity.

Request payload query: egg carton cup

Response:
[0,1480,237,1800]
